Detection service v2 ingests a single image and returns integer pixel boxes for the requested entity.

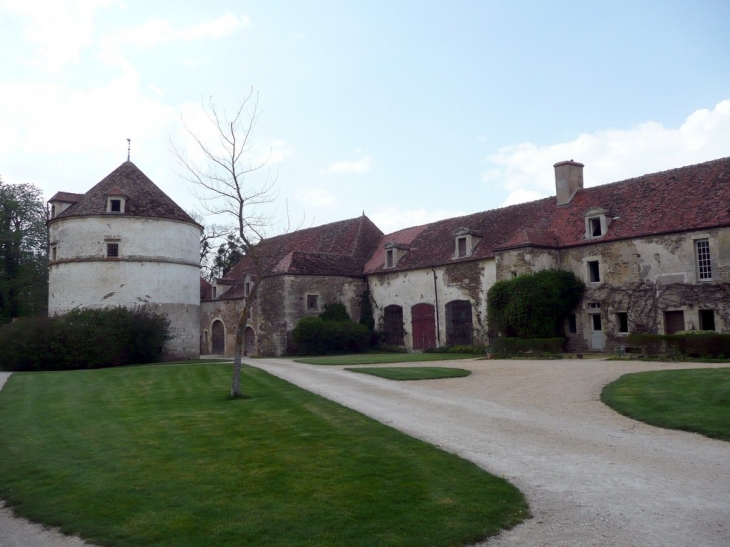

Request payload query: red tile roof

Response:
[364,156,730,274]
[51,161,198,225]
[49,191,84,203]
[200,277,213,300]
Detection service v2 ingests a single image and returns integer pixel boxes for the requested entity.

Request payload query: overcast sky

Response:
[1,1,729,235]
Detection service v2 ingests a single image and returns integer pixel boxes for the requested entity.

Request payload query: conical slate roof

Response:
[54,161,197,225]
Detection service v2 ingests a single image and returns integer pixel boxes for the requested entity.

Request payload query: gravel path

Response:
[1,360,729,546]
[248,358,730,547]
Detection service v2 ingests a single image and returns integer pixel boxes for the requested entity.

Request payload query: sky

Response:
[1,0,729,236]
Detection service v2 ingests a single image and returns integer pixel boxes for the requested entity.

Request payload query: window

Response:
[307,294,318,311]
[51,204,56,219]
[699,309,715,331]
[245,282,250,296]
[616,312,628,334]
[386,249,394,268]
[106,243,119,257]
[511,271,518,278]
[587,260,600,283]
[110,199,121,212]
[50,244,57,261]
[591,314,602,331]
[457,237,467,258]
[212,286,217,298]
[589,217,602,237]
[664,310,685,335]
[567,314,577,334]
[696,239,712,280]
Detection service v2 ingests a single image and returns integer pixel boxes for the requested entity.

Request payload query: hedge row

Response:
[627,333,730,358]
[292,316,371,355]
[424,345,487,354]
[490,337,565,355]
[0,307,170,371]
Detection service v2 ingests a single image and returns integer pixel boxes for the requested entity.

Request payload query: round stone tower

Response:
[48,161,202,359]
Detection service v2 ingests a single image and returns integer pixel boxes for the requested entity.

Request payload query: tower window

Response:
[106,243,119,257]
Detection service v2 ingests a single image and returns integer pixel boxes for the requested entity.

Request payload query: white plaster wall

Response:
[48,215,201,358]
[369,259,496,349]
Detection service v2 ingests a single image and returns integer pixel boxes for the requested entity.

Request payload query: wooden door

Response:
[211,320,225,354]
[665,311,685,334]
[411,303,436,350]
[244,327,256,356]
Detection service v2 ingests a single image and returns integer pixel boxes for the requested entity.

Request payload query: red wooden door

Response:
[211,320,225,354]
[244,327,256,356]
[411,303,436,350]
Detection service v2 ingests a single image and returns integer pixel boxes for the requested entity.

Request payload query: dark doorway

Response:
[244,327,256,356]
[411,303,436,350]
[446,300,472,346]
[383,305,404,346]
[699,309,715,331]
[664,311,685,334]
[211,320,225,354]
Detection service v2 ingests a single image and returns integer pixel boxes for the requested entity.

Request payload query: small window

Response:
[110,199,121,212]
[307,294,318,311]
[699,309,715,331]
[386,249,394,268]
[106,243,119,258]
[50,244,57,261]
[511,271,518,278]
[592,314,602,331]
[567,314,577,334]
[589,302,601,309]
[212,286,217,298]
[588,260,600,283]
[245,282,250,296]
[616,312,628,334]
[589,217,602,237]
[51,204,56,219]
[695,239,712,280]
[457,237,467,258]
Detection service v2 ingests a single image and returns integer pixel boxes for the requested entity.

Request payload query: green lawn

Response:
[346,367,471,381]
[294,353,477,366]
[601,367,730,441]
[0,364,527,547]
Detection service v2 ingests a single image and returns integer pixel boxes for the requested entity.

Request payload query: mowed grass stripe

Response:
[295,353,477,366]
[346,367,471,381]
[0,364,527,547]
[601,367,730,441]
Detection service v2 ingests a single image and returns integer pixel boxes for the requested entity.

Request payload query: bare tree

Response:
[174,89,279,398]
[187,210,234,281]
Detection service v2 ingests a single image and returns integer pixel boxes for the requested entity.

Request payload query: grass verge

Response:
[346,367,471,381]
[601,367,730,441]
[0,364,527,547]
[294,353,476,366]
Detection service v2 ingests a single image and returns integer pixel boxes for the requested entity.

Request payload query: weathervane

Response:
[127,138,131,161]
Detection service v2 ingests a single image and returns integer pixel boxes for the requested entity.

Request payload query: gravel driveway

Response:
[1,359,729,546]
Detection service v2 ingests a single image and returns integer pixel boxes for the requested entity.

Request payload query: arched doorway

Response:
[411,303,436,350]
[383,305,404,346]
[446,300,473,346]
[211,320,225,354]
[244,327,256,356]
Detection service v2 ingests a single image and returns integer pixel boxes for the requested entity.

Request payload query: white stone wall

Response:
[48,215,202,358]
[369,259,495,350]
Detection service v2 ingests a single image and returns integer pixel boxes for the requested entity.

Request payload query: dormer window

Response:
[452,227,481,259]
[584,208,609,239]
[106,187,127,213]
[383,241,409,269]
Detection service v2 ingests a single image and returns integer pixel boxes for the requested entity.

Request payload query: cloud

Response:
[108,13,250,47]
[370,207,468,234]
[325,155,372,174]
[484,99,730,206]
[294,187,337,208]
[0,0,114,72]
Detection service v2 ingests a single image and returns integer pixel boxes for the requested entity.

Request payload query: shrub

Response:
[319,303,350,322]
[628,332,730,358]
[424,345,486,354]
[0,307,170,372]
[292,316,371,355]
[491,337,566,356]
[487,270,584,338]
[358,288,375,331]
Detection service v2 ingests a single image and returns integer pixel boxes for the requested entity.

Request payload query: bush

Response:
[319,303,350,322]
[0,307,170,371]
[487,270,584,338]
[491,337,565,356]
[292,316,371,355]
[424,345,486,354]
[628,332,730,358]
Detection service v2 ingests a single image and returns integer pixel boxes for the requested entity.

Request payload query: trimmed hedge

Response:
[491,337,565,356]
[627,332,730,358]
[424,345,487,355]
[0,307,170,371]
[292,317,370,355]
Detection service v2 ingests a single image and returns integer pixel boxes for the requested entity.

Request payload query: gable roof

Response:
[214,215,384,299]
[49,191,84,204]
[364,156,730,274]
[51,161,198,225]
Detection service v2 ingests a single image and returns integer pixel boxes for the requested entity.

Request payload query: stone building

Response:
[48,161,202,359]
[206,156,730,355]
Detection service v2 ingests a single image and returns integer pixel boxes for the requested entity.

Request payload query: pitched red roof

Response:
[200,278,213,301]
[49,191,84,203]
[365,156,730,274]
[217,215,383,293]
[52,161,198,225]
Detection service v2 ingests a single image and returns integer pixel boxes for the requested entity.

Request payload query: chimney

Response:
[554,160,584,205]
